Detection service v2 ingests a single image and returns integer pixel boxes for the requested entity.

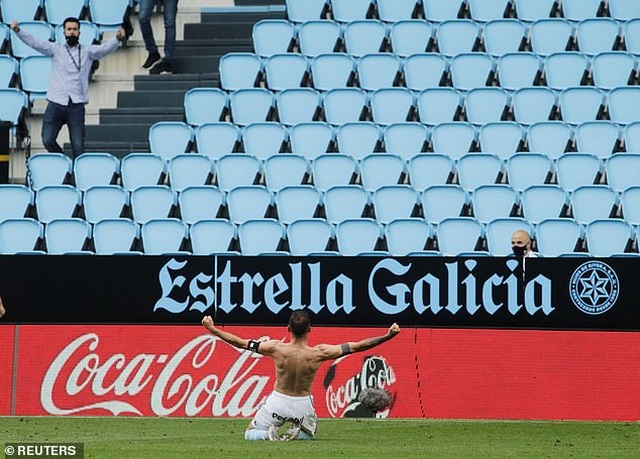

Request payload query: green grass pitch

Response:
[0,417,638,458]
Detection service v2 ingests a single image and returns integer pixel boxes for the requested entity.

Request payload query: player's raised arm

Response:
[202,315,253,350]
[317,323,401,361]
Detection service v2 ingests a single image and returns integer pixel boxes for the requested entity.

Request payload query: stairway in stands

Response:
[77,2,285,158]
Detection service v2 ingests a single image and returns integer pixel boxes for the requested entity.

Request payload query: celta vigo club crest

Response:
[569,261,620,315]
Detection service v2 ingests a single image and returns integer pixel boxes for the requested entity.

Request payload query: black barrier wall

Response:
[0,255,638,330]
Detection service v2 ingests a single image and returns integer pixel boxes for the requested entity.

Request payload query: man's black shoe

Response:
[122,14,134,38]
[142,52,161,69]
[150,60,173,75]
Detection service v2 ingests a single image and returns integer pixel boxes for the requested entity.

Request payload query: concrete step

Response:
[86,123,153,143]
[133,73,218,91]
[200,7,287,23]
[99,107,185,125]
[117,89,187,108]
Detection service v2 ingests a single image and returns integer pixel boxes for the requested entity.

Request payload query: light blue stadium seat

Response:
[450,52,495,90]
[178,185,224,224]
[585,219,634,256]
[485,217,532,256]
[27,152,72,190]
[73,152,119,191]
[359,153,406,191]
[343,19,388,57]
[275,185,321,223]
[276,88,322,126]
[226,185,273,224]
[383,122,429,159]
[44,0,87,25]
[621,186,640,225]
[513,0,558,22]
[558,87,605,125]
[378,0,422,22]
[561,0,606,22]
[287,218,334,255]
[0,218,43,254]
[521,184,568,223]
[335,122,381,160]
[88,0,132,33]
[229,88,275,126]
[83,185,129,224]
[335,218,383,255]
[264,53,309,91]
[408,154,454,189]
[421,184,468,223]
[496,53,543,90]
[19,54,51,102]
[130,185,177,224]
[0,184,33,219]
[141,218,189,255]
[465,87,510,125]
[436,217,484,255]
[436,20,481,57]
[252,19,296,57]
[384,218,432,255]
[457,153,503,190]
[591,52,637,90]
[544,52,591,90]
[311,154,357,191]
[389,20,434,57]
[574,121,621,159]
[609,0,640,22]
[512,87,557,125]
[555,152,602,192]
[431,122,477,159]
[148,122,194,160]
[0,55,18,88]
[241,122,287,160]
[576,18,621,56]
[403,53,448,90]
[372,185,419,224]
[526,121,572,160]
[45,218,91,254]
[310,53,355,90]
[298,20,341,57]
[238,218,286,255]
[529,19,575,56]
[120,153,166,191]
[189,219,237,255]
[423,0,466,22]
[263,154,310,191]
[506,152,552,191]
[356,53,403,91]
[330,0,374,23]
[369,87,415,126]
[1,0,43,24]
[468,0,514,22]
[606,153,640,193]
[0,88,28,142]
[535,218,584,256]
[322,88,368,126]
[92,218,139,254]
[167,154,214,192]
[219,53,263,91]
[483,19,527,56]
[285,0,329,23]
[625,121,640,151]
[323,184,370,223]
[34,184,81,223]
[478,122,525,159]
[471,183,518,222]
[215,154,261,192]
[183,88,228,126]
[608,87,640,125]
[54,21,100,46]
[289,122,334,159]
[195,123,240,160]
[571,185,618,224]
[416,87,463,125]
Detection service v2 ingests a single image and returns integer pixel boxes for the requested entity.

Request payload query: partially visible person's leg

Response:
[139,0,161,68]
[67,102,86,159]
[162,0,178,64]
[41,102,66,154]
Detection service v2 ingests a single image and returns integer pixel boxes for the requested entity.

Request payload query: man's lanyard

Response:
[65,44,81,72]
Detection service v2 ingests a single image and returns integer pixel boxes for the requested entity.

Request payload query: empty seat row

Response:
[1,214,637,257]
[254,17,640,59]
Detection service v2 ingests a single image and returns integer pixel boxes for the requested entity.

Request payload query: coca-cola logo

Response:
[40,333,273,417]
[323,355,397,418]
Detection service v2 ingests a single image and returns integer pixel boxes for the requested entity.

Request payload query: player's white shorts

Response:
[249,391,318,437]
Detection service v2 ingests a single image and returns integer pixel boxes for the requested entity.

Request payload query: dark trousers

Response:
[42,100,85,159]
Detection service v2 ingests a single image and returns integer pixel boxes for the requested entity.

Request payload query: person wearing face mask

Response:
[511,229,538,286]
[11,18,127,159]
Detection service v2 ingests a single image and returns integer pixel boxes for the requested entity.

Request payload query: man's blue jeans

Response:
[42,100,85,159]
[139,0,179,63]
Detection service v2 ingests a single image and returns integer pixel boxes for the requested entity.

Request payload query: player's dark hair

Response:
[288,310,311,337]
[63,17,80,29]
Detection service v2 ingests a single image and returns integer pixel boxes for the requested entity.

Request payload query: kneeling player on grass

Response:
[201,311,400,441]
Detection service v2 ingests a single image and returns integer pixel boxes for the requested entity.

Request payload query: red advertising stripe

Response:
[0,325,15,415]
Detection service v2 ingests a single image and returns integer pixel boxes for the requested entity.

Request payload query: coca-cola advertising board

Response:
[6,325,640,421]
[0,324,14,415]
